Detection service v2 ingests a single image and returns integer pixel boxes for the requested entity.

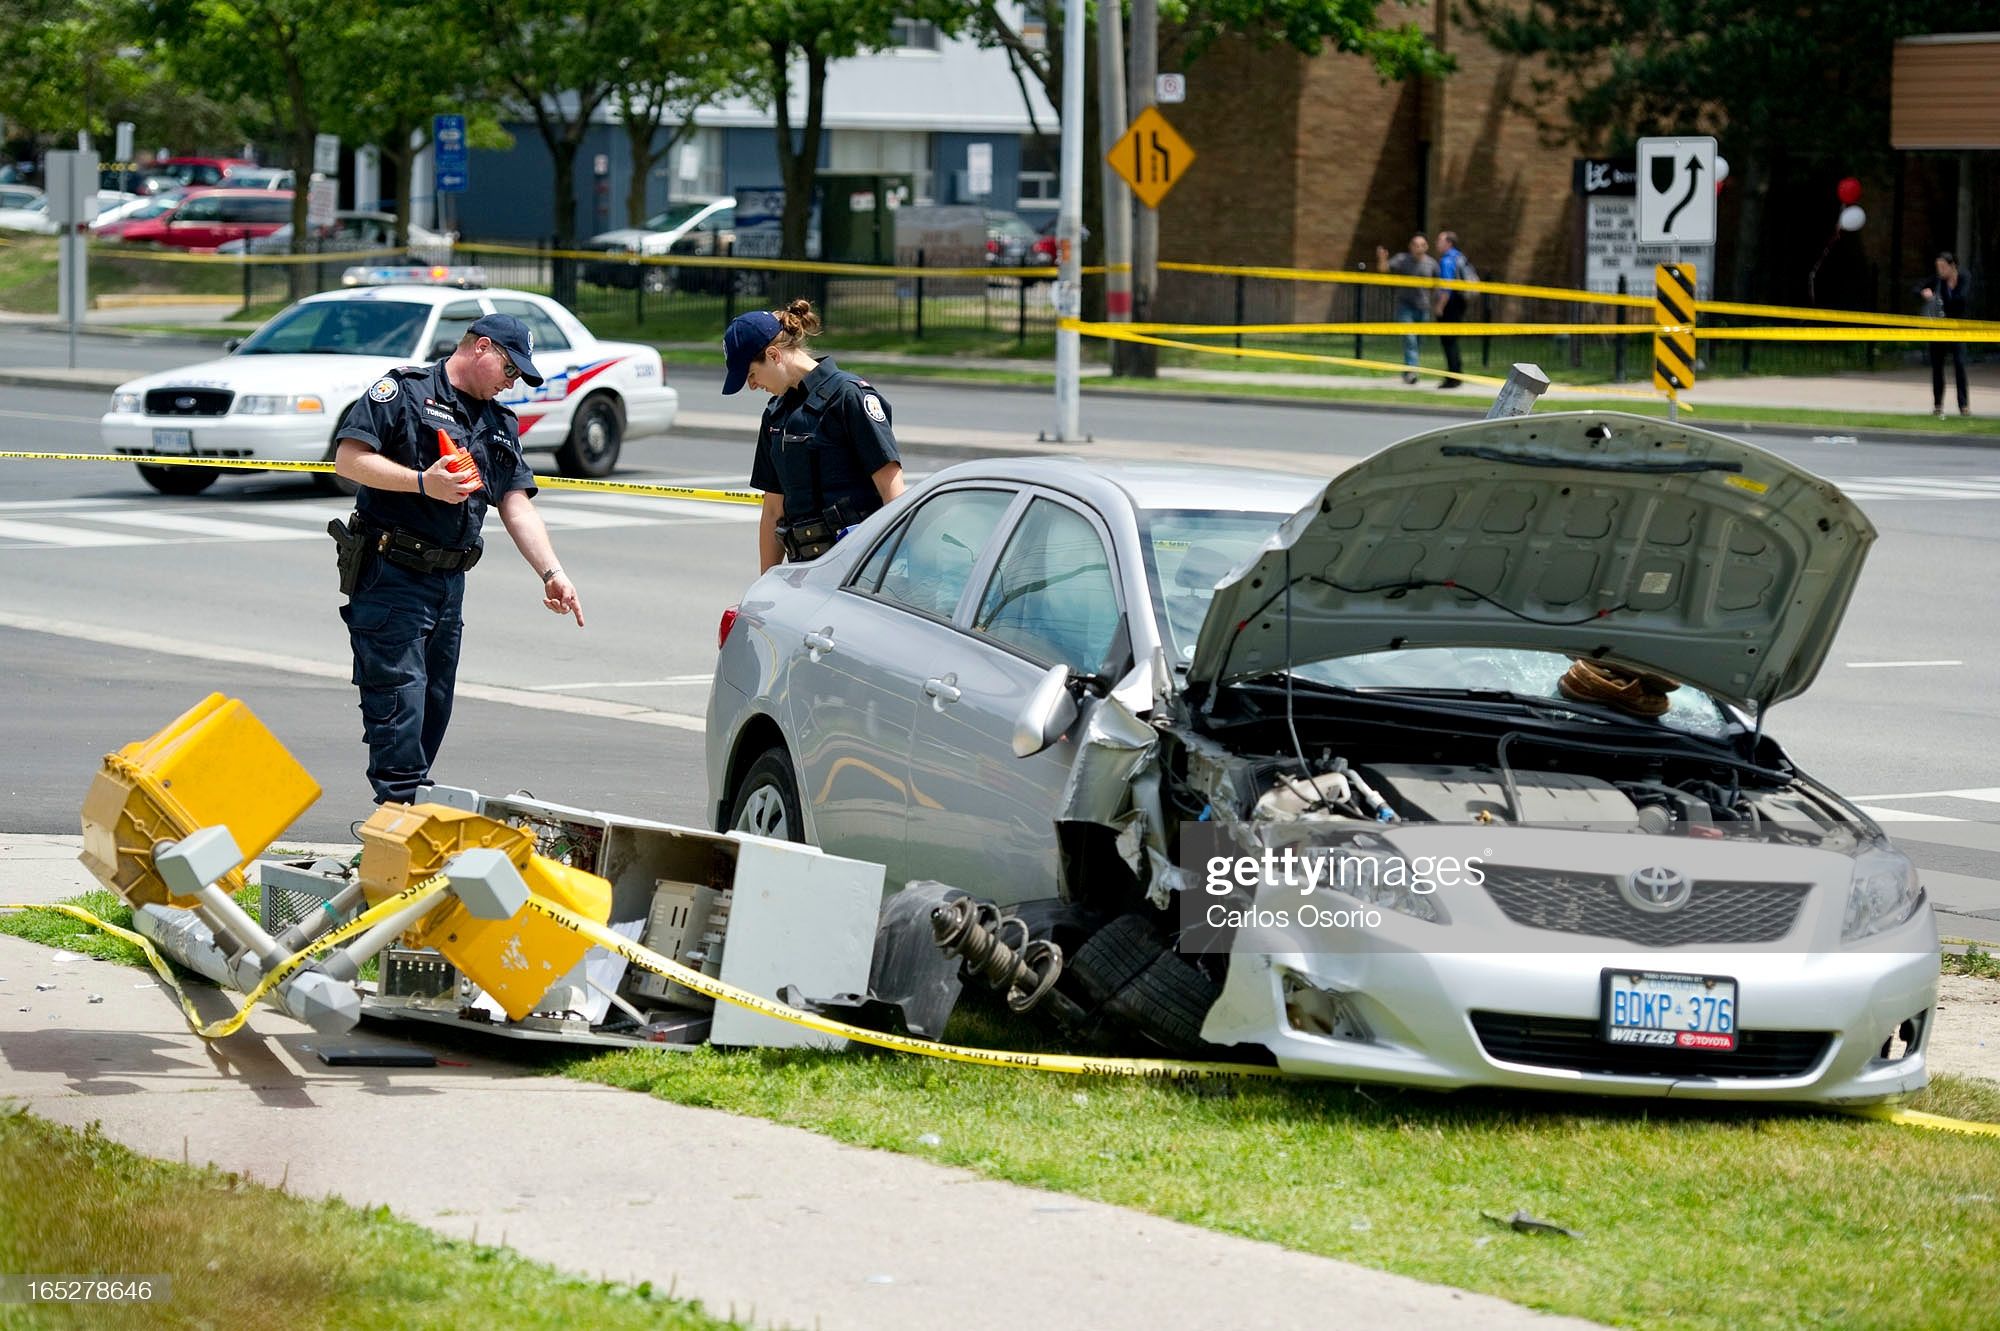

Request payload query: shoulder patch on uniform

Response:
[862,393,887,424]
[368,378,399,403]
[853,377,871,387]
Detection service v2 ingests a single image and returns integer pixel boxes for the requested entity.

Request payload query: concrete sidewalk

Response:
[0,834,1597,1331]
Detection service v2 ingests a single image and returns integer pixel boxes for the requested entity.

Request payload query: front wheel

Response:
[137,464,219,496]
[556,394,622,477]
[728,747,803,842]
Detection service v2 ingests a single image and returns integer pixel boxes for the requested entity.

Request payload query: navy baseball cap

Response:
[466,313,545,386]
[721,310,781,395]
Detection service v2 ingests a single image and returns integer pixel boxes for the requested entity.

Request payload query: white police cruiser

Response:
[100,273,679,494]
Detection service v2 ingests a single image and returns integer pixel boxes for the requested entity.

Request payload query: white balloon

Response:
[1839,205,1866,232]
[1714,156,1730,183]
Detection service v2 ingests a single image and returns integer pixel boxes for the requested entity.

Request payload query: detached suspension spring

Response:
[930,897,1063,1013]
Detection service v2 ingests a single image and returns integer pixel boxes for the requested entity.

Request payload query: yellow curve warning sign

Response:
[1110,106,1195,209]
[1653,262,1698,395]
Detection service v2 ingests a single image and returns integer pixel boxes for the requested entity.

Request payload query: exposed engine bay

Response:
[1172,678,1868,849]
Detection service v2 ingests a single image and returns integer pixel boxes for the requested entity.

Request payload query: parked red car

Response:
[119,189,293,250]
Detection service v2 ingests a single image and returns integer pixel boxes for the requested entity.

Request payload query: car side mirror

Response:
[1012,663,1078,758]
[223,337,243,353]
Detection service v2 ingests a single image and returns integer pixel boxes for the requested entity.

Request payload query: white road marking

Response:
[1844,660,1963,669]
[527,675,713,690]
[0,517,153,547]
[0,407,102,423]
[1856,805,1962,823]
[0,610,708,732]
[1848,787,2000,804]
[542,490,759,522]
[66,510,322,541]
[0,498,144,511]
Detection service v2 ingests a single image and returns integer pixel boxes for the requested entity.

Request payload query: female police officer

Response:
[722,299,905,573]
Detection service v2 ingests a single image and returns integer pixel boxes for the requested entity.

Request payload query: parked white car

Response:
[100,281,679,494]
[0,190,135,233]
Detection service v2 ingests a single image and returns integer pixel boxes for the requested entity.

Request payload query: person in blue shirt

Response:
[723,299,906,573]
[331,313,583,804]
[1433,230,1474,390]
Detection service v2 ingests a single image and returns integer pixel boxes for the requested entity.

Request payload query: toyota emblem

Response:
[1622,865,1693,914]
[174,395,197,410]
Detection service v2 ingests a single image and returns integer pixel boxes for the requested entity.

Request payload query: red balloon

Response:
[1837,176,1863,206]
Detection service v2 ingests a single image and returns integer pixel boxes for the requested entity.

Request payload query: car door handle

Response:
[804,628,835,661]
[923,674,961,708]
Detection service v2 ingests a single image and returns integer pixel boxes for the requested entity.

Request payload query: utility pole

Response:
[1050,0,1087,442]
[1126,0,1159,377]
[1096,0,1134,376]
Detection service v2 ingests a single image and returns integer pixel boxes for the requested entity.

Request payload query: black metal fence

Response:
[1151,268,1935,380]
[112,243,1949,379]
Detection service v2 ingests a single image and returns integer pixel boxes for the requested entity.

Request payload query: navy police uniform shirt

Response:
[336,359,537,551]
[749,357,899,521]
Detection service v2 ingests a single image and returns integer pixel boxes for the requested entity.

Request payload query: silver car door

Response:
[784,486,1019,891]
[906,493,1128,906]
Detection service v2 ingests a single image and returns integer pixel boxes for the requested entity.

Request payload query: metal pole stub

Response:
[1484,363,1552,420]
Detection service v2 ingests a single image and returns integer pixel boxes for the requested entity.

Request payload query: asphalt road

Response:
[3,332,2000,938]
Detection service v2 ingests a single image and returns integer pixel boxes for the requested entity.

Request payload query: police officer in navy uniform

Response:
[723,299,905,573]
[332,313,584,804]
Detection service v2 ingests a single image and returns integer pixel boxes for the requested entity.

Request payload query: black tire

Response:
[728,748,803,843]
[556,394,622,478]
[1104,950,1220,1054]
[137,464,219,496]
[1068,913,1167,1006]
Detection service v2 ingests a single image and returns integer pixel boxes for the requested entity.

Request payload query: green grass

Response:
[561,1019,2000,1331]
[0,1108,742,1331]
[1943,945,2000,980]
[7,897,1998,1326]
[0,236,248,315]
[0,890,149,968]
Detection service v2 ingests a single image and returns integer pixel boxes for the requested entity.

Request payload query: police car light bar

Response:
[341,264,488,289]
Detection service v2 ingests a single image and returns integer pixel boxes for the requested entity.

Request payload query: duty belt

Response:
[362,520,482,575]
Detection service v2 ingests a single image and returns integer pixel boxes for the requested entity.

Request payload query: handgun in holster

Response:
[779,498,863,562]
[328,514,369,596]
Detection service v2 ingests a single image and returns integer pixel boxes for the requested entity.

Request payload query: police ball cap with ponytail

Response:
[721,300,823,395]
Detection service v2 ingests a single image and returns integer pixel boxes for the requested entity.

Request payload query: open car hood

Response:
[1186,412,1876,709]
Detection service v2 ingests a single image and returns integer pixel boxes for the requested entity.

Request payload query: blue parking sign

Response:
[434,114,468,194]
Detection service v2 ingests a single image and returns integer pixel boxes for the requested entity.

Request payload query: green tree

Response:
[608,0,755,229]
[0,0,243,159]
[1459,0,2000,302]
[458,0,631,251]
[732,1,970,258]
[315,0,507,248]
[148,0,343,287]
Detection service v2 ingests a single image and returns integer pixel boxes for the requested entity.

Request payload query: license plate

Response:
[1601,970,1737,1051]
[152,427,193,453]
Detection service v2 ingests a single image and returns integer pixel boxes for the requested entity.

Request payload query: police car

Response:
[100,275,679,494]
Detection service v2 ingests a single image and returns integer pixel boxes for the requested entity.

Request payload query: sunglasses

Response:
[487,341,521,382]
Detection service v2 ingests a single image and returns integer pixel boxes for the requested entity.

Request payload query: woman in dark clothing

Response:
[1918,252,1970,418]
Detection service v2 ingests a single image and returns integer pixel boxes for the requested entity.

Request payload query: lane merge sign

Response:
[1110,106,1195,209]
[1637,136,1718,246]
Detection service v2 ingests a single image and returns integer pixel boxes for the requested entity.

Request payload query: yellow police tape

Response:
[9,892,1999,1131]
[1060,322,1683,407]
[1158,259,2000,332]
[82,245,419,268]
[454,240,1055,283]
[0,451,763,504]
[1068,316,2000,344]
[1,875,448,1042]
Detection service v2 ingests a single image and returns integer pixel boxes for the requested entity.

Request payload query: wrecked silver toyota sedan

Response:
[706,411,1937,1103]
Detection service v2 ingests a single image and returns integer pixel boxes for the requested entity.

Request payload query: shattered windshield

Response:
[235,300,430,357]
[1139,507,1734,739]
